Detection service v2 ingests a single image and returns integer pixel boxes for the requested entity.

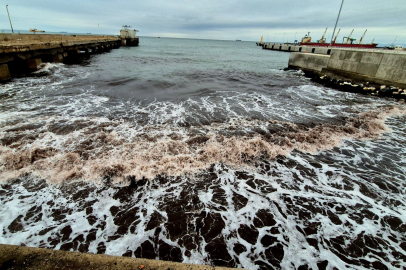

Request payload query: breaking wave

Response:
[1,105,404,184]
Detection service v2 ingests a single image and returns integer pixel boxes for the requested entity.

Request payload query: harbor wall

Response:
[288,49,406,88]
[0,244,244,270]
[0,33,105,43]
[0,33,122,81]
[288,53,330,72]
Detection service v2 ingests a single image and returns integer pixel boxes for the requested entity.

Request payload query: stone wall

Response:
[288,49,406,88]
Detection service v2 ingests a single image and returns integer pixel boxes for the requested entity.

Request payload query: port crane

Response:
[389,36,397,49]
[359,29,367,44]
[333,29,341,44]
[345,29,354,44]
[319,28,328,43]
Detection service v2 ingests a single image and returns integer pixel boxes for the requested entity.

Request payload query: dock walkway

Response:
[0,34,121,81]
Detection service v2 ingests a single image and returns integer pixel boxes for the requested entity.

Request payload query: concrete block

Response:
[307,54,330,71]
[327,59,344,70]
[288,53,330,71]
[330,49,345,60]
[399,68,406,83]
[341,61,359,73]
[301,46,312,53]
[27,58,42,71]
[0,64,11,81]
[360,52,384,65]
[52,54,64,63]
[288,53,307,68]
[314,47,330,55]
[376,65,405,82]
[379,54,406,69]
[356,63,380,77]
[281,45,289,51]
[343,51,363,62]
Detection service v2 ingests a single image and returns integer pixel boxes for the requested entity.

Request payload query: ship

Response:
[29,28,45,33]
[299,29,378,48]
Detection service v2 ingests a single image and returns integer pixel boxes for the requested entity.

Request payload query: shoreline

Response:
[0,244,244,270]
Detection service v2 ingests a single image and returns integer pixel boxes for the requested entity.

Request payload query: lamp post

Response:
[6,5,14,33]
[330,0,344,47]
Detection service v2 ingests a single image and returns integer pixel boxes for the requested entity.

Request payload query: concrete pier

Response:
[261,42,332,55]
[0,244,243,270]
[288,49,406,89]
[0,33,121,81]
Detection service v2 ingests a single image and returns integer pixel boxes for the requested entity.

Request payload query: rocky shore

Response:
[288,68,406,101]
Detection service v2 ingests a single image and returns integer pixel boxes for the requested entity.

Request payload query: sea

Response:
[0,37,405,270]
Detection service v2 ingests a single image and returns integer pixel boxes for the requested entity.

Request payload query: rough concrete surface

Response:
[0,244,245,270]
[0,34,120,54]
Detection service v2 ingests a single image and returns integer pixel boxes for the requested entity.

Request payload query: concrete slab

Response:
[379,54,406,69]
[356,63,380,77]
[343,51,363,62]
[330,49,345,60]
[314,47,330,55]
[341,61,359,73]
[327,59,343,69]
[400,68,406,83]
[27,58,42,71]
[376,65,406,83]
[307,55,330,71]
[288,53,330,71]
[360,52,384,65]
[52,54,64,63]
[0,64,11,81]
[0,244,245,270]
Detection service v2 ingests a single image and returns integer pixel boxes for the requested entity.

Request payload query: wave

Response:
[1,105,404,185]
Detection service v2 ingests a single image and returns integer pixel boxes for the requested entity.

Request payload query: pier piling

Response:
[0,34,121,81]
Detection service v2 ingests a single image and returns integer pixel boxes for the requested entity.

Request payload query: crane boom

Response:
[359,29,367,44]
[346,29,354,44]
[333,28,341,44]
[320,28,328,43]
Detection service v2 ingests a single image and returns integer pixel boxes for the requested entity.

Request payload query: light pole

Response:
[6,5,14,33]
[330,0,344,46]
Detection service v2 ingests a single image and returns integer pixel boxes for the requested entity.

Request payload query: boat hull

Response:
[299,42,378,48]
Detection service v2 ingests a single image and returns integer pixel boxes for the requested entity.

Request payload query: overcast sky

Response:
[2,0,405,45]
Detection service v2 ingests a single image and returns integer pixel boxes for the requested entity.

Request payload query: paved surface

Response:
[0,34,120,54]
[0,244,245,270]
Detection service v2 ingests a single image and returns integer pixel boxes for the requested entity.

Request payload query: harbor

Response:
[1,0,406,269]
[256,32,406,98]
[0,26,140,82]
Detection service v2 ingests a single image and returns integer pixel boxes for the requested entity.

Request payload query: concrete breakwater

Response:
[261,42,332,55]
[0,34,122,81]
[281,46,406,99]
[0,244,244,270]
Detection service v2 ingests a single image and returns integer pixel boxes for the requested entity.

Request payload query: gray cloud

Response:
[1,0,405,44]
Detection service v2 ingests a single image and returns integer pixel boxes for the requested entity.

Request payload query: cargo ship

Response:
[29,28,45,33]
[299,29,378,48]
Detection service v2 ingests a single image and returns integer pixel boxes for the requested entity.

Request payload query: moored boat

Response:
[299,30,378,48]
[29,28,45,33]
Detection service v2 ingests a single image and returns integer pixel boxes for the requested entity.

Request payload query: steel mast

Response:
[6,5,14,33]
[329,0,344,47]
